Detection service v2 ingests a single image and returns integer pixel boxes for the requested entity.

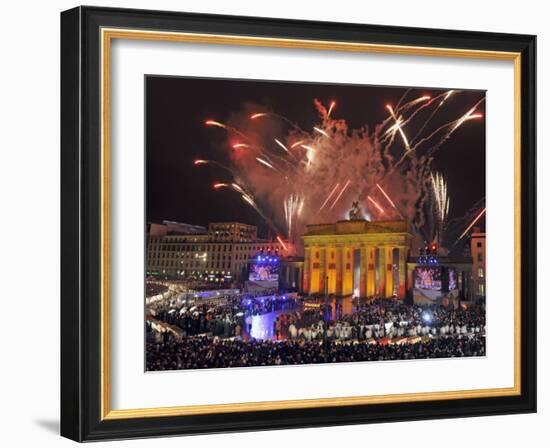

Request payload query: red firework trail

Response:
[205,120,226,128]
[318,183,340,212]
[367,195,385,214]
[330,180,351,210]
[250,112,268,119]
[276,236,289,252]
[376,183,397,209]
[457,207,486,242]
[327,101,336,118]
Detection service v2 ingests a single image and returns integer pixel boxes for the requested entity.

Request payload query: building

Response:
[470,227,486,300]
[208,222,257,242]
[146,221,282,284]
[301,218,475,303]
[301,220,412,299]
[279,257,305,293]
[149,220,207,236]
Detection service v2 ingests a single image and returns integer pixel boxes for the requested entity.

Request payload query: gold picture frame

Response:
[61,6,536,441]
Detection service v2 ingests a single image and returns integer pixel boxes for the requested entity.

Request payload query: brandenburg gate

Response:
[301,220,412,299]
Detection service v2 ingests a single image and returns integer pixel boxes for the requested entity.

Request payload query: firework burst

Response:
[196,93,484,251]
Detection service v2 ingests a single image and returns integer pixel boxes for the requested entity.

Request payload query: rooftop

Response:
[303,219,410,237]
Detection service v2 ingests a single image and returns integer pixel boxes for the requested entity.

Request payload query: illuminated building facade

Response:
[470,227,486,300]
[279,257,304,293]
[208,222,257,242]
[301,220,412,299]
[146,221,282,283]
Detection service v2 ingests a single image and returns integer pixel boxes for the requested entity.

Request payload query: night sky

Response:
[146,76,485,241]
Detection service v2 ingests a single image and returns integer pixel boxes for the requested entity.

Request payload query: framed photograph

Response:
[60,6,536,441]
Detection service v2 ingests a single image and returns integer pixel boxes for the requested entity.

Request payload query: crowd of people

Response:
[146,291,300,341]
[146,289,486,370]
[146,333,485,370]
[240,294,298,316]
[272,299,485,342]
[147,299,245,340]
[145,281,168,298]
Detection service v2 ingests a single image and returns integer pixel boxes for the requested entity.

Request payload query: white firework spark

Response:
[431,172,450,233]
[284,194,305,239]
